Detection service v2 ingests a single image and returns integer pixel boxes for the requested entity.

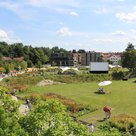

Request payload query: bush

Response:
[73,105,97,117]
[109,114,136,132]
[22,93,97,115]
[112,71,125,80]
[99,122,121,136]
[62,69,78,75]
[45,74,112,83]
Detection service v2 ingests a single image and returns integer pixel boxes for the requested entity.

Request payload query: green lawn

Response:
[19,78,136,124]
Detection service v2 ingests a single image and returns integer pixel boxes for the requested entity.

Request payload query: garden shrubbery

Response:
[99,114,136,136]
[112,71,129,80]
[109,114,136,132]
[23,92,97,115]
[45,74,112,83]
[112,71,124,80]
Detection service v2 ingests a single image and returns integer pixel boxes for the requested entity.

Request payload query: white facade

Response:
[108,55,121,65]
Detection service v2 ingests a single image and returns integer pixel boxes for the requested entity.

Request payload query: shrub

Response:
[22,93,97,115]
[112,71,124,80]
[12,85,28,92]
[109,114,136,132]
[45,74,112,83]
[62,69,78,75]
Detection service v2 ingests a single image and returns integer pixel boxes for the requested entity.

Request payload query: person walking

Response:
[103,106,111,119]
[28,101,32,110]
[89,123,94,133]
[25,98,32,110]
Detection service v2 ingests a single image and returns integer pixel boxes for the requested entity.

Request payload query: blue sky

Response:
[0,0,136,52]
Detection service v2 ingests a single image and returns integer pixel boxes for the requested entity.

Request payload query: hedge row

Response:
[45,74,112,83]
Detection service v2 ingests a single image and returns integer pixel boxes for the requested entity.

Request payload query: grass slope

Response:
[19,79,136,123]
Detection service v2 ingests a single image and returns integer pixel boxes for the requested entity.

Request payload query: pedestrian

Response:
[28,101,32,110]
[11,89,16,96]
[103,106,111,119]
[89,123,94,133]
[26,98,29,104]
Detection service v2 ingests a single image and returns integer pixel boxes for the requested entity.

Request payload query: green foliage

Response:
[0,60,28,73]
[98,122,122,136]
[0,87,28,136]
[20,60,27,70]
[62,69,79,75]
[23,93,97,116]
[0,42,68,67]
[45,74,112,83]
[1,74,43,90]
[98,114,136,136]
[122,43,136,71]
[73,105,97,117]
[109,114,136,133]
[112,71,125,80]
[20,99,90,136]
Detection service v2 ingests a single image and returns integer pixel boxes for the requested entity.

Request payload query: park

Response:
[1,66,136,135]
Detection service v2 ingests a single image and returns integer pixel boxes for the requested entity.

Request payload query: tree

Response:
[20,61,28,70]
[20,99,90,136]
[3,62,10,74]
[78,49,86,53]
[122,43,136,71]
[0,87,28,136]
[125,43,135,52]
[11,43,24,57]
[27,60,33,67]
[72,49,77,53]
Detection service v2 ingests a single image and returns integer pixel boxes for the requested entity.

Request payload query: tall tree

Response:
[122,43,136,71]
[125,43,135,52]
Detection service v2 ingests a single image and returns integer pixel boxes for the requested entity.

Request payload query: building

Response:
[81,51,103,66]
[102,53,122,65]
[72,53,81,66]
[1,57,24,61]
[107,54,121,65]
[51,52,74,66]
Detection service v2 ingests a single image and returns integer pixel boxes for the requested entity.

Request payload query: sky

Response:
[0,0,136,52]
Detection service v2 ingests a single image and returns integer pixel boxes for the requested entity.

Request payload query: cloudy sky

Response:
[0,0,136,52]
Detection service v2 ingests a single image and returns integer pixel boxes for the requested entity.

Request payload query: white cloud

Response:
[0,1,19,11]
[70,11,78,16]
[112,30,126,36]
[117,0,125,1]
[56,27,73,36]
[0,1,32,20]
[116,12,136,23]
[0,29,21,43]
[28,0,79,8]
[0,30,8,39]
[28,0,79,14]
[94,38,113,43]
[103,0,125,1]
[93,8,111,14]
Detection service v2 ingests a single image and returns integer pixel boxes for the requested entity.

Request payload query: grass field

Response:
[19,78,136,124]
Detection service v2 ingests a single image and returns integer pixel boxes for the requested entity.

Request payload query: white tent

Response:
[60,67,79,72]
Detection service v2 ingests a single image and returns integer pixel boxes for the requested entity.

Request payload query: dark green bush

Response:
[112,71,125,80]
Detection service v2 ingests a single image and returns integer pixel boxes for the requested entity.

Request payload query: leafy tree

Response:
[20,60,28,70]
[20,99,90,136]
[125,43,135,52]
[78,49,86,53]
[36,61,42,69]
[3,62,10,74]
[0,87,28,136]
[122,44,136,71]
[11,43,24,57]
[27,60,33,67]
